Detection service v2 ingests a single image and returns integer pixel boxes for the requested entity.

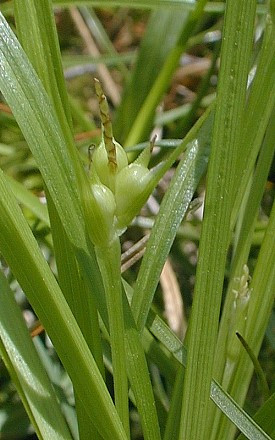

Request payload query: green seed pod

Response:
[83,166,116,246]
[115,163,152,230]
[92,138,128,192]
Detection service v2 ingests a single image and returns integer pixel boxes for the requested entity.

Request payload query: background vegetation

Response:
[0,1,274,439]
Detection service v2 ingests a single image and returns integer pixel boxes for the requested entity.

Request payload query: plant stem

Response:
[95,238,130,439]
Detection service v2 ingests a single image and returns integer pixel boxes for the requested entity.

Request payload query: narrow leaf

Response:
[179,1,257,438]
[0,169,127,440]
[132,110,213,332]
[0,271,72,440]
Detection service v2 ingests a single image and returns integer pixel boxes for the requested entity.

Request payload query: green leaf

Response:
[0,0,267,15]
[231,14,275,228]
[211,12,275,439]
[0,8,125,437]
[216,189,275,440]
[236,333,270,401]
[0,270,73,440]
[0,6,109,326]
[14,0,73,130]
[13,4,105,435]
[124,0,208,146]
[237,393,275,440]
[0,169,127,440]
[62,51,135,69]
[0,12,84,249]
[212,101,275,407]
[132,110,213,332]
[210,382,272,440]
[33,337,79,439]
[114,8,189,142]
[0,14,161,439]
[178,1,257,438]
[6,174,49,225]
[124,275,272,440]
[147,311,272,440]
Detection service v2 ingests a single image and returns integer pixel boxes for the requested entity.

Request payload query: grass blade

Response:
[0,9,109,326]
[232,13,275,228]
[178,1,257,438]
[6,175,49,225]
[147,311,272,440]
[210,382,272,440]
[0,14,161,438]
[14,3,105,435]
[0,169,127,440]
[210,10,275,438]
[124,0,208,146]
[0,173,128,440]
[212,102,275,399]
[114,8,189,142]
[216,194,275,440]
[237,393,275,440]
[236,333,270,401]
[14,0,73,130]
[131,110,213,331]
[0,271,72,440]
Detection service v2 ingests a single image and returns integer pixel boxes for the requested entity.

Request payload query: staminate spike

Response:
[94,78,117,168]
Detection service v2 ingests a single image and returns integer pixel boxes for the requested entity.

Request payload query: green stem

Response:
[95,239,130,439]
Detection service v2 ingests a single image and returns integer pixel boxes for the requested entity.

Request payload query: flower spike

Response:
[94,78,117,169]
[84,82,161,245]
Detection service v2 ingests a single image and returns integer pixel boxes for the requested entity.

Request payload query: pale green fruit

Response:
[92,139,128,192]
[115,163,152,230]
[83,179,117,246]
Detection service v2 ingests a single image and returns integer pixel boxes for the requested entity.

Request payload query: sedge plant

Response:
[0,1,274,440]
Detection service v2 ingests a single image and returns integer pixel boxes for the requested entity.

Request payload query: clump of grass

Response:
[0,1,274,439]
